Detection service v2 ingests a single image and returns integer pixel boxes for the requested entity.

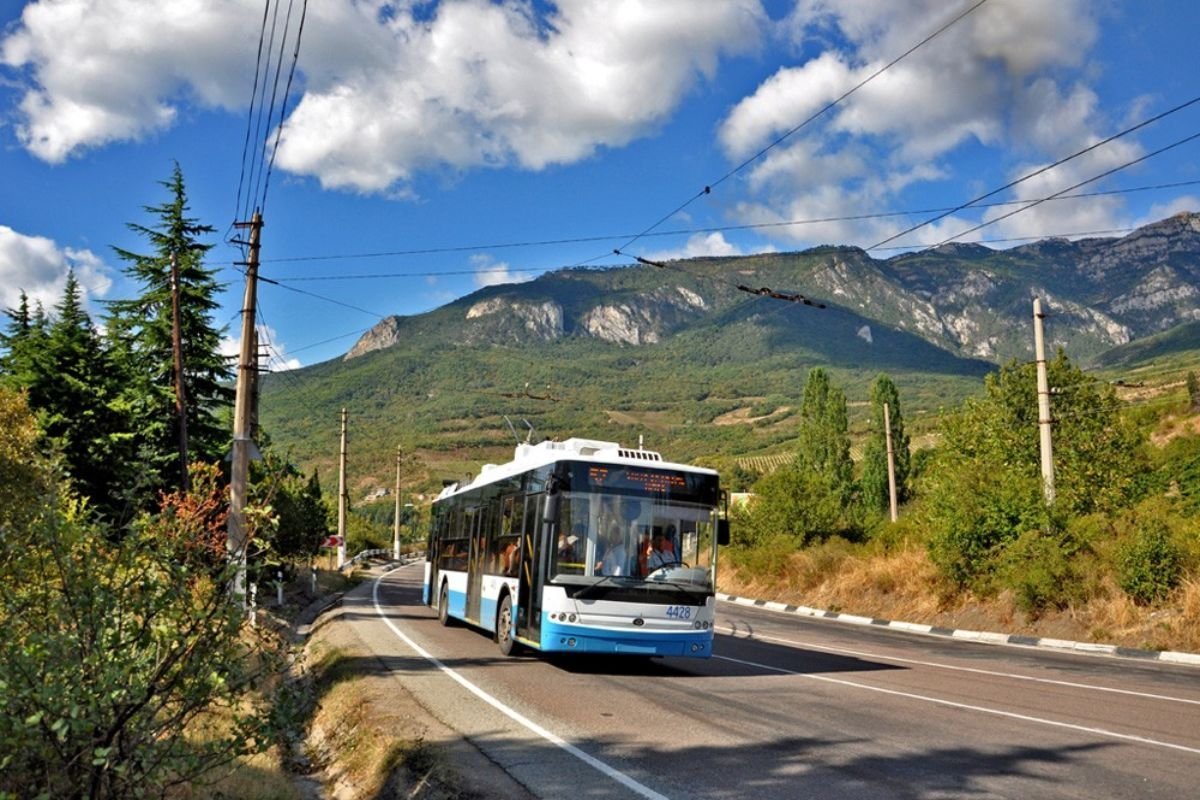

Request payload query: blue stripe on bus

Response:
[539,619,712,657]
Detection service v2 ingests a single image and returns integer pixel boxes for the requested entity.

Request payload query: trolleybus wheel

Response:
[496,594,518,656]
[438,584,452,627]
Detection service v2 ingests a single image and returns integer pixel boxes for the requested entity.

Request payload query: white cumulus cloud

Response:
[718,0,1131,251]
[643,232,756,262]
[2,0,765,191]
[221,323,301,371]
[0,225,113,312]
[471,253,533,288]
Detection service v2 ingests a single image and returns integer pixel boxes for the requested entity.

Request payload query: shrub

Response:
[925,462,1048,590]
[1117,519,1182,605]
[995,527,1096,614]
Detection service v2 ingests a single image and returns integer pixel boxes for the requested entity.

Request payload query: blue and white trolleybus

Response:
[423,438,729,657]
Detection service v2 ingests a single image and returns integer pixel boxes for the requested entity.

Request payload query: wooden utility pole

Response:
[884,402,898,523]
[249,324,260,441]
[1033,298,1056,505]
[337,408,348,568]
[228,211,263,602]
[393,445,402,561]
[169,251,189,491]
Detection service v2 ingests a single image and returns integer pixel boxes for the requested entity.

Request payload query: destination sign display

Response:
[567,462,719,504]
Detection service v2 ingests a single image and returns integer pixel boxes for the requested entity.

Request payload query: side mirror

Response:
[717,519,730,546]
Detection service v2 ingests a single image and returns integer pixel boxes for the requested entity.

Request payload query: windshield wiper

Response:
[574,573,636,598]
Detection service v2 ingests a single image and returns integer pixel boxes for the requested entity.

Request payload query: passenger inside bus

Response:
[647,529,676,571]
[636,527,652,576]
[597,523,628,576]
[499,538,519,576]
[556,524,584,574]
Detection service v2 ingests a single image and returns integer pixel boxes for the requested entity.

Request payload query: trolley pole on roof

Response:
[228,210,263,603]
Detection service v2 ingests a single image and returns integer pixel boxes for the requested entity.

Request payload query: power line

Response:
[242,0,286,225]
[259,179,1200,265]
[261,0,308,214]
[869,93,1200,251]
[259,274,389,319]
[228,0,274,252]
[607,0,990,258]
[927,129,1200,250]
[262,221,1162,284]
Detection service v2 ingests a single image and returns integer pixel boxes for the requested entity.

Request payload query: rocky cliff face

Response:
[464,298,564,344]
[343,211,1200,364]
[344,316,405,359]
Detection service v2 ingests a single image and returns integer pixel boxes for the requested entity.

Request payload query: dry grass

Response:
[720,547,1200,653]
[302,628,477,800]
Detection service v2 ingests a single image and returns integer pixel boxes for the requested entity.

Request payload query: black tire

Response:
[496,594,518,656]
[438,583,453,627]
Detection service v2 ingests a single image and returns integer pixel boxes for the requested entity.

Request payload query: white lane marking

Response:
[714,653,1200,756]
[371,574,670,800]
[720,622,1200,707]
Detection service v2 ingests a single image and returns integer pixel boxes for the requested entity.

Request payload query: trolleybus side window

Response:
[490,495,520,576]
[439,505,468,571]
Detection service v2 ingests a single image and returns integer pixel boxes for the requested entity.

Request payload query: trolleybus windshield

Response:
[552,463,720,590]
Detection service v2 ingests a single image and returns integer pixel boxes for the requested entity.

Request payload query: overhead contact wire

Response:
[869,93,1200,251]
[611,0,990,257]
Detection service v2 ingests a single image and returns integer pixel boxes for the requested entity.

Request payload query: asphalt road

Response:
[350,563,1200,799]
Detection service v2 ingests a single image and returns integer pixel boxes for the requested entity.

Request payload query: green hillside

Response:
[260,293,990,499]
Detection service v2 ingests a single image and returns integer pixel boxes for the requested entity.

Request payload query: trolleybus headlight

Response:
[568,613,577,623]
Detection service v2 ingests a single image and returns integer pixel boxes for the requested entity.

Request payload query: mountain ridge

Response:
[343,212,1200,365]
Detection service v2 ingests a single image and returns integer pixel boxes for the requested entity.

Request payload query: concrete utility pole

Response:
[337,408,348,568]
[884,402,898,523]
[393,445,402,561]
[1033,298,1056,505]
[228,211,263,602]
[169,251,189,491]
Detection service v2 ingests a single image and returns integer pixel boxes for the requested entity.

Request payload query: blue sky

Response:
[2,0,1198,370]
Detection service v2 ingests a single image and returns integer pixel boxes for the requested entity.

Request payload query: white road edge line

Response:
[371,574,670,800]
[721,624,1200,707]
[714,653,1200,756]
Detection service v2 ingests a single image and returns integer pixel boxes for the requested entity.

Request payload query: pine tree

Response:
[0,291,49,390]
[860,373,912,514]
[106,164,232,493]
[27,274,132,515]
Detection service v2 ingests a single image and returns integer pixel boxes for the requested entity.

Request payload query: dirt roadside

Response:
[297,573,537,800]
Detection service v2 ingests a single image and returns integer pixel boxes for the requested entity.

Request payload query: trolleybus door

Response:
[467,506,486,622]
[516,492,548,642]
[426,509,442,606]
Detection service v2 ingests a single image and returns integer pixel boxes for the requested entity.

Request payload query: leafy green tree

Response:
[860,373,912,514]
[745,461,847,546]
[0,395,289,799]
[738,369,859,546]
[795,367,854,501]
[106,164,232,495]
[248,453,330,567]
[926,352,1145,588]
[1187,371,1200,412]
[0,388,54,549]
